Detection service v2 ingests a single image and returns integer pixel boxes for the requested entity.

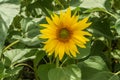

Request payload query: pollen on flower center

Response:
[57,28,71,42]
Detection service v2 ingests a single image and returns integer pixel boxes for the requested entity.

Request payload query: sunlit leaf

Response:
[48,64,81,80]
[0,1,20,55]
[4,49,36,65]
[80,0,106,9]
[90,71,119,80]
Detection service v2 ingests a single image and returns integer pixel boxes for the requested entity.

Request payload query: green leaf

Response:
[84,7,106,13]
[80,0,106,9]
[90,71,120,80]
[115,19,120,35]
[20,0,53,17]
[37,64,55,80]
[48,64,81,80]
[90,40,106,56]
[4,49,36,65]
[75,41,91,59]
[48,68,67,80]
[69,0,82,7]
[111,49,120,60]
[33,50,46,67]
[90,40,112,69]
[0,61,5,79]
[20,18,40,37]
[0,61,22,79]
[0,0,19,4]
[63,64,81,80]
[5,66,23,77]
[8,16,45,47]
[89,17,114,39]
[111,0,120,10]
[0,61,4,73]
[20,36,41,46]
[0,1,20,55]
[20,18,42,46]
[78,56,109,80]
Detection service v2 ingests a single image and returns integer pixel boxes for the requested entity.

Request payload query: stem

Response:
[43,58,48,63]
[33,51,40,80]
[52,57,56,63]
[104,11,118,19]
[56,57,59,68]
[60,57,68,67]
[106,39,112,70]
[15,63,34,71]
[115,71,120,75]
[49,56,52,64]
[3,40,20,52]
[54,0,64,9]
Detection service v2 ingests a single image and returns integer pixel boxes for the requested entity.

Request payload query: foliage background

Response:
[0,0,120,80]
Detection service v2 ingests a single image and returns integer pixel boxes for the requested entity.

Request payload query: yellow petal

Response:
[44,39,58,53]
[51,14,60,26]
[80,31,92,36]
[46,17,55,26]
[68,40,78,57]
[65,7,71,18]
[58,43,65,60]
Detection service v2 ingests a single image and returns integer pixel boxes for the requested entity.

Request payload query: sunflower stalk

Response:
[56,57,59,68]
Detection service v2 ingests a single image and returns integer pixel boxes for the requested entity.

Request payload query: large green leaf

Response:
[37,64,55,80]
[78,56,109,80]
[20,18,43,46]
[33,50,46,67]
[4,49,36,66]
[20,0,53,17]
[90,71,120,80]
[8,17,45,47]
[90,40,106,56]
[0,1,20,55]
[75,41,91,59]
[90,40,112,69]
[48,64,81,80]
[80,0,106,9]
[89,17,114,39]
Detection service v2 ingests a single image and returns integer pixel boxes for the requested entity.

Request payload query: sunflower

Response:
[40,7,92,60]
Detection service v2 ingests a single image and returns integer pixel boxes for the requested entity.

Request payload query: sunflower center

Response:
[59,28,70,39]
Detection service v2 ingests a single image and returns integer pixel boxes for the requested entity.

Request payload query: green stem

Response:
[43,58,48,63]
[49,56,52,64]
[54,0,64,9]
[3,40,20,52]
[106,39,112,70]
[15,63,34,71]
[60,57,68,67]
[56,57,59,68]
[104,11,118,19]
[115,71,120,75]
